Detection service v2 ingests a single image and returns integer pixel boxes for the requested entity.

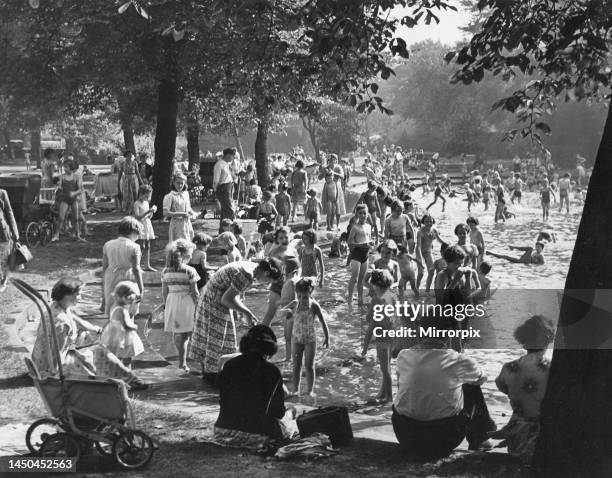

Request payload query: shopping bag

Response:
[296,406,353,446]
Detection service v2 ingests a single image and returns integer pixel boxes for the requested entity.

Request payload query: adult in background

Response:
[0,187,18,291]
[41,148,57,188]
[214,325,294,450]
[118,151,143,213]
[392,315,496,459]
[290,159,308,222]
[214,148,236,233]
[189,259,282,383]
[326,154,347,226]
[51,159,86,243]
[101,216,144,316]
[163,172,195,243]
[138,153,153,184]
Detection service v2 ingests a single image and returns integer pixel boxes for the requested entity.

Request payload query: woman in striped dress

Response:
[189,259,282,382]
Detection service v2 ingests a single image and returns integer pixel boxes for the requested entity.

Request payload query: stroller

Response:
[12,279,155,470]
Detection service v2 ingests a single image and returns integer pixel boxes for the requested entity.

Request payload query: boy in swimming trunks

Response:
[321,172,340,231]
[347,204,374,305]
[511,173,523,205]
[467,216,486,265]
[540,179,556,221]
[426,181,446,213]
[558,172,571,214]
[384,199,414,250]
[357,181,381,241]
[476,261,493,302]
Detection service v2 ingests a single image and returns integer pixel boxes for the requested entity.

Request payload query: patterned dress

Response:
[0,189,18,285]
[162,265,200,333]
[120,159,140,213]
[102,237,142,316]
[291,301,317,345]
[163,190,194,243]
[189,262,256,373]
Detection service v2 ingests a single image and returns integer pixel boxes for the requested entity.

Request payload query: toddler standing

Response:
[100,281,144,367]
[133,185,157,271]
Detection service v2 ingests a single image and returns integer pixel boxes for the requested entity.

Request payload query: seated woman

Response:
[392,315,496,460]
[31,277,148,390]
[214,325,295,450]
[487,241,545,265]
[490,315,554,463]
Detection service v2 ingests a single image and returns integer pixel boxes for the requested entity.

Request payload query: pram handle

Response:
[10,278,65,381]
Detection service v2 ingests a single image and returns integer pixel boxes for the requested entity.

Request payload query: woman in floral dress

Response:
[119,151,143,213]
[163,173,195,243]
[189,259,282,381]
[101,217,144,316]
[0,188,18,291]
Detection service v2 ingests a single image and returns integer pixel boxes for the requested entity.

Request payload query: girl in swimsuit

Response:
[416,213,443,293]
[467,216,486,266]
[384,199,414,249]
[347,204,374,305]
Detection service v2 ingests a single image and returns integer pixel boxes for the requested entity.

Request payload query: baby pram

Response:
[12,279,155,470]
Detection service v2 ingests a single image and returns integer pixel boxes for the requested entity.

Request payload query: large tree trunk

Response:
[186,115,199,170]
[122,123,135,155]
[151,80,179,219]
[118,94,136,154]
[533,102,612,476]
[255,119,270,188]
[30,129,41,169]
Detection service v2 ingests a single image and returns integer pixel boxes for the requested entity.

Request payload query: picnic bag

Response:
[8,242,33,271]
[296,406,353,446]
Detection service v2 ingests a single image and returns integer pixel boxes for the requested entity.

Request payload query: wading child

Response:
[347,204,374,305]
[454,223,479,270]
[275,183,292,227]
[189,232,213,291]
[426,181,446,213]
[488,242,545,265]
[494,180,506,223]
[280,278,330,398]
[361,269,396,403]
[279,257,300,365]
[321,171,339,231]
[467,216,486,266]
[162,239,200,372]
[299,229,325,288]
[476,261,493,302]
[304,189,322,230]
[491,315,554,463]
[384,199,414,250]
[214,219,241,263]
[100,281,144,367]
[368,240,400,291]
[231,222,248,258]
[132,185,157,271]
[415,214,443,293]
[540,179,556,221]
[357,181,381,240]
[397,245,420,299]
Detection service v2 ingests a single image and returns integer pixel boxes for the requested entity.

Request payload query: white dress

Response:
[163,190,194,243]
[100,306,144,359]
[133,200,155,240]
[162,265,200,333]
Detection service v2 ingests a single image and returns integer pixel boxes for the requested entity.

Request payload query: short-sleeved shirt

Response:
[162,265,200,294]
[394,346,486,420]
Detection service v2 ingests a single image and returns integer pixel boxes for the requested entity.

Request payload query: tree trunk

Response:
[30,130,41,169]
[151,80,179,219]
[302,115,320,163]
[255,119,270,189]
[186,115,199,170]
[533,101,612,476]
[121,118,136,154]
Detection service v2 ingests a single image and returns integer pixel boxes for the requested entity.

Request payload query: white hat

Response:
[215,151,222,157]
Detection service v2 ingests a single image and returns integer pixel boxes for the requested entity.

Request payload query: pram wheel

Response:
[25,222,40,248]
[40,432,81,461]
[39,222,54,246]
[112,430,154,470]
[25,418,62,454]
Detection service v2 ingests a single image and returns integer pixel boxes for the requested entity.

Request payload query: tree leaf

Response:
[535,122,552,135]
[118,1,131,14]
[370,83,378,94]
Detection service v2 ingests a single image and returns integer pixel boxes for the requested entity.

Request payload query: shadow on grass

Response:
[0,374,32,390]
[60,436,523,478]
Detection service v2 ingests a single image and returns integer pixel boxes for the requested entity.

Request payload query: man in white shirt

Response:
[392,324,495,458]
[214,148,236,232]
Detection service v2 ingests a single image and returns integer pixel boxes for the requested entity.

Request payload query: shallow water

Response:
[76,188,581,426]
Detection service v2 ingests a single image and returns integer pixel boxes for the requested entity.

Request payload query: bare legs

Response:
[291,341,316,396]
[348,260,368,304]
[174,332,192,370]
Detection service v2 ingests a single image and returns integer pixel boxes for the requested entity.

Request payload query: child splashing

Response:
[100,281,144,368]
[361,269,396,403]
[280,278,330,398]
[347,204,375,305]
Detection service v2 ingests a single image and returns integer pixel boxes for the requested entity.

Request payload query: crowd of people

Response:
[9,144,592,463]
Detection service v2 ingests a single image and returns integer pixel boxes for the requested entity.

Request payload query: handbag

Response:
[8,242,33,271]
[296,406,353,446]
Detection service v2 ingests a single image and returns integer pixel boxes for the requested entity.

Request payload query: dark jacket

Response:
[215,353,285,437]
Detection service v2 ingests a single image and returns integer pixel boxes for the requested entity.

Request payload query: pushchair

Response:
[12,279,155,470]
